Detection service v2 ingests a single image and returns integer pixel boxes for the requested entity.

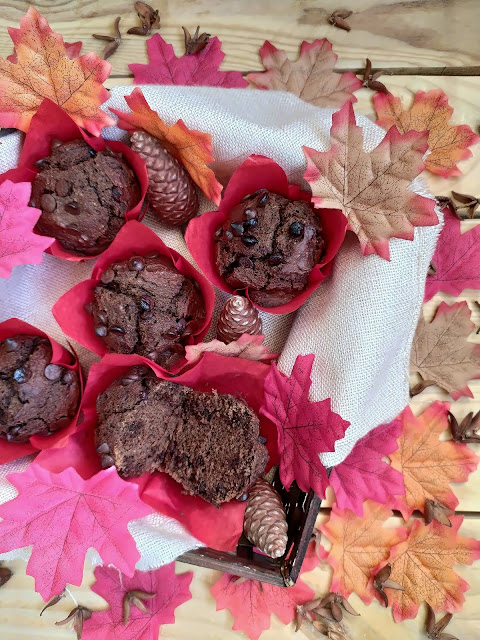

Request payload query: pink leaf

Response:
[260,355,349,498]
[0,464,152,600]
[129,34,248,88]
[184,334,278,366]
[329,419,405,516]
[83,563,193,640]
[0,180,54,279]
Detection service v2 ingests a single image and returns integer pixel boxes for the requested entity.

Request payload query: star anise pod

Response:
[40,589,66,615]
[0,565,12,588]
[55,606,92,640]
[451,191,480,219]
[426,603,459,640]
[123,589,155,625]
[425,499,454,527]
[182,26,211,55]
[435,195,458,217]
[93,17,122,60]
[361,58,388,94]
[448,410,480,443]
[328,9,353,31]
[127,1,160,36]
[373,564,404,607]
[409,377,437,397]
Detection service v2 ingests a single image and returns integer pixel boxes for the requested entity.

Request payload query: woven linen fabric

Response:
[0,86,442,569]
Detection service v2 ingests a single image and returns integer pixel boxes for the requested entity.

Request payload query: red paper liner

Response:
[38,351,277,551]
[0,318,83,464]
[0,98,149,262]
[52,220,215,373]
[185,155,348,314]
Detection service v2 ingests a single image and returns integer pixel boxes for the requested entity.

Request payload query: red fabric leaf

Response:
[425,206,480,301]
[0,180,54,278]
[210,542,318,640]
[0,464,152,600]
[83,563,193,640]
[329,419,405,516]
[260,355,349,498]
[130,34,248,88]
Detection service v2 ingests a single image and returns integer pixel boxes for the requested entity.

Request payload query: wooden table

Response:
[0,1,479,638]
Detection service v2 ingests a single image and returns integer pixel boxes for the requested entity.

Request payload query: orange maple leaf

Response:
[389,403,478,520]
[319,500,408,604]
[0,7,113,135]
[381,516,480,622]
[110,88,222,205]
[374,89,480,178]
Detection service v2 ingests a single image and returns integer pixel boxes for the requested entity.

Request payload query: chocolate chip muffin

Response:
[0,335,80,442]
[96,366,268,506]
[31,139,141,256]
[216,190,325,307]
[88,253,206,369]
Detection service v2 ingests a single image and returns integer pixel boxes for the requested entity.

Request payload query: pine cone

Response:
[243,479,288,558]
[131,130,198,226]
[216,296,262,343]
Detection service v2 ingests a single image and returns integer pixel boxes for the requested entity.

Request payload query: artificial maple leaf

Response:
[389,403,478,520]
[374,89,480,178]
[381,516,480,622]
[425,206,480,301]
[328,419,405,516]
[111,88,222,204]
[410,301,480,400]
[319,500,408,604]
[83,563,193,640]
[260,354,349,498]
[184,334,278,366]
[0,180,54,279]
[246,39,362,108]
[210,542,318,640]
[0,464,151,600]
[304,101,437,259]
[0,7,113,134]
[129,33,247,88]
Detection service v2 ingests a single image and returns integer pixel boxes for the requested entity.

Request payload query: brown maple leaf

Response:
[389,403,478,520]
[184,334,278,366]
[410,301,480,400]
[304,101,438,259]
[0,7,113,134]
[247,39,362,108]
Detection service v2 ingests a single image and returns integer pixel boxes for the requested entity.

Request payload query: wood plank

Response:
[0,0,479,79]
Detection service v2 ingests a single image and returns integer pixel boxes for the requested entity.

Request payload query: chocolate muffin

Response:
[216,189,325,307]
[89,253,206,369]
[96,366,268,506]
[31,139,141,256]
[0,335,80,442]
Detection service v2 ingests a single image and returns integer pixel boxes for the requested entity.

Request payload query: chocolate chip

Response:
[258,192,269,205]
[88,147,97,158]
[242,235,258,246]
[258,435,267,444]
[244,218,258,228]
[94,324,107,337]
[225,230,233,240]
[28,199,35,207]
[129,256,145,271]
[79,234,90,243]
[100,268,115,284]
[177,318,187,333]
[34,158,48,170]
[244,208,257,219]
[122,369,140,385]
[231,222,244,237]
[62,370,75,384]
[101,454,115,469]
[289,221,304,237]
[238,256,253,268]
[7,427,21,442]
[41,193,56,213]
[215,228,223,238]
[97,312,108,325]
[139,296,154,312]
[268,252,283,266]
[112,186,124,202]
[97,442,111,454]
[51,139,63,150]
[4,337,19,352]
[109,326,125,334]
[55,179,70,197]
[44,364,63,381]
[13,368,27,383]
[84,302,93,315]
[236,492,248,502]
[65,203,79,215]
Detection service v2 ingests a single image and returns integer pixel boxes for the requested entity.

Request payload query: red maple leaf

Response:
[0,179,54,279]
[210,543,318,640]
[0,464,152,600]
[425,205,480,301]
[329,419,405,516]
[129,34,248,88]
[83,563,193,640]
[260,355,349,498]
